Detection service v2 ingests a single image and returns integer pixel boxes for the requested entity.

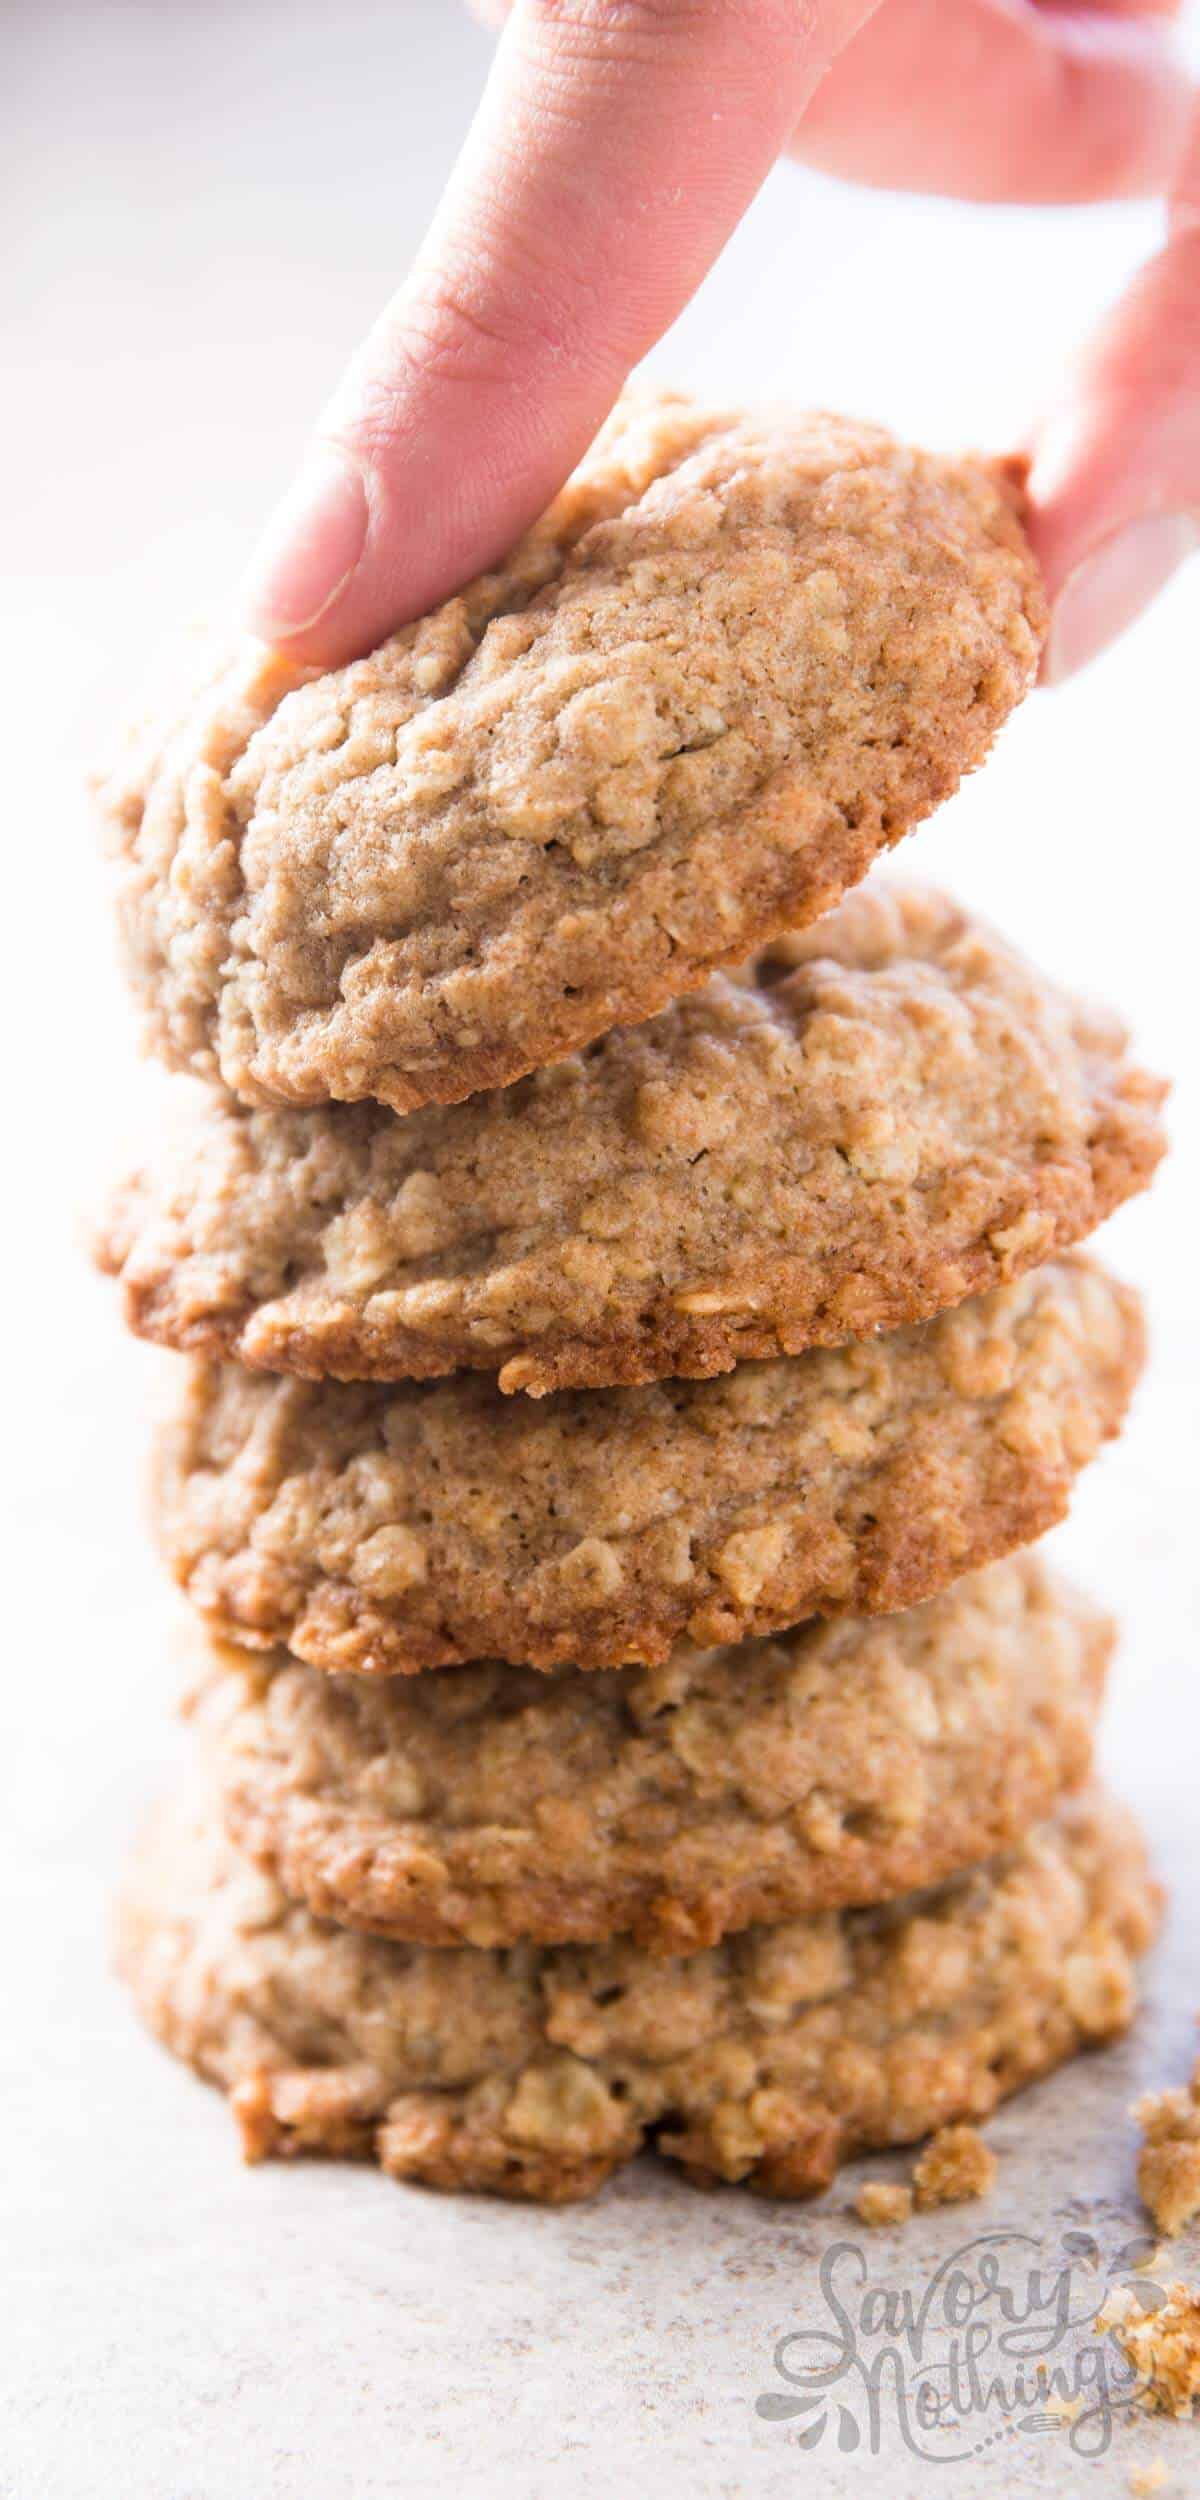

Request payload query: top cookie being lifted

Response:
[103,395,1046,1113]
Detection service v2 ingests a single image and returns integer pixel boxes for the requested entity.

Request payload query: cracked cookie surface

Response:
[116,1784,1158,2204]
[154,1257,1142,1674]
[204,1555,1110,1950]
[100,397,1043,1113]
[95,884,1163,1394]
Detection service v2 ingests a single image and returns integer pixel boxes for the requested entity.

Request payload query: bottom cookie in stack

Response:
[117,1785,1156,2207]
[117,1563,1160,2204]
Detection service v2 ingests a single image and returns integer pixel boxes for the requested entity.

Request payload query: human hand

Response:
[240,0,1194,680]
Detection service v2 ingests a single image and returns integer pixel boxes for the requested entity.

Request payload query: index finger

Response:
[244,0,878,666]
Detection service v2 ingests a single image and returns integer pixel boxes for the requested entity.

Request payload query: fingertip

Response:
[1027,205,1200,684]
[1041,512,1200,683]
[241,443,370,651]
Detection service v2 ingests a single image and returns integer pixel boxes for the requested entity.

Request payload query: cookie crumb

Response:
[1136,2053,1200,2238]
[1041,2388,1082,2425]
[854,2179,915,2227]
[912,2123,997,2209]
[1101,2281,1200,2419]
[1129,2463,1168,2496]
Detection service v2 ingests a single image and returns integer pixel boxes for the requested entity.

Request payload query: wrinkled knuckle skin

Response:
[529,0,728,31]
[400,285,528,394]
[352,273,611,454]
[526,0,802,49]
[344,293,535,459]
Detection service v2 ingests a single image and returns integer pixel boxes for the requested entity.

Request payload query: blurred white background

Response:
[3,5,1198,2494]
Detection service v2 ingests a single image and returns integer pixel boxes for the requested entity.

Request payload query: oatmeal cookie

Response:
[95,884,1163,1393]
[154,1257,1142,1674]
[100,397,1043,1113]
[204,1556,1109,1949]
[116,1784,1158,2204]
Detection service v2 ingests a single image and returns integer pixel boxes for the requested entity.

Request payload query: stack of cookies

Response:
[96,397,1167,2204]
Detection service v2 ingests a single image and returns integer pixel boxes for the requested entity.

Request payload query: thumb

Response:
[1031,95,1200,681]
[242,0,877,666]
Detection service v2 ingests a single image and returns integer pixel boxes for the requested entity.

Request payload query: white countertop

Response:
[4,4,1199,2491]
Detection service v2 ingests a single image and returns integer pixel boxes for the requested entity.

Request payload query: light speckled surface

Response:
[4,1,1199,2491]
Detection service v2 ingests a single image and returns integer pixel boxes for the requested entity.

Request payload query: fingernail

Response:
[1046,512,1199,685]
[242,443,369,641]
